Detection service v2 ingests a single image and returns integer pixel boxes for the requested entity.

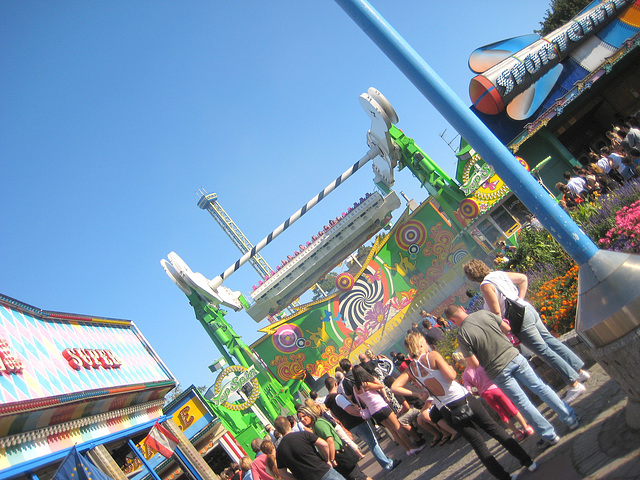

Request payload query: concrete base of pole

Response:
[577,250,640,347]
[577,250,640,429]
[627,399,640,430]
[590,326,640,429]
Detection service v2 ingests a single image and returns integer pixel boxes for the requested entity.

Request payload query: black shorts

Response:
[430,405,443,424]
[371,406,392,423]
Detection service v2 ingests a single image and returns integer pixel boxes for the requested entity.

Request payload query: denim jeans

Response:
[493,354,577,441]
[320,467,346,480]
[516,305,584,385]
[350,421,394,470]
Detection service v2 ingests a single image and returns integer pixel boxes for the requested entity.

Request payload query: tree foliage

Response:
[312,271,338,300]
[535,0,593,35]
[346,245,372,275]
[310,245,373,300]
[164,384,209,405]
[500,228,574,275]
[164,384,183,404]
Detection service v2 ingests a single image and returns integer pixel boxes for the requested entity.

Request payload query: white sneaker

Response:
[407,445,425,456]
[577,370,591,383]
[564,382,586,404]
[536,435,560,450]
[527,461,538,472]
[568,414,581,430]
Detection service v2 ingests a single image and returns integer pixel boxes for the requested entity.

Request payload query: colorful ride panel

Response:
[251,199,481,383]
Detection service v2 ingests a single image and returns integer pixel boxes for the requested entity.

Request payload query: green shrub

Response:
[503,228,574,276]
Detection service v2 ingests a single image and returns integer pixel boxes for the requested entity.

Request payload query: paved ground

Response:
[354,362,640,479]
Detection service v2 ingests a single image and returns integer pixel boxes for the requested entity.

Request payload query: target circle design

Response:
[336,272,355,291]
[515,156,530,171]
[273,324,304,353]
[408,244,420,256]
[395,220,428,251]
[449,248,470,264]
[459,198,480,219]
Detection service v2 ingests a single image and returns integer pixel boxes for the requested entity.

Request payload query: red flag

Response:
[144,421,179,458]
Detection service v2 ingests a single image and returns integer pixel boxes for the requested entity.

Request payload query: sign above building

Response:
[0,295,174,410]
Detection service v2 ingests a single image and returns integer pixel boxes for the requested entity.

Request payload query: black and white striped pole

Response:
[209,146,380,289]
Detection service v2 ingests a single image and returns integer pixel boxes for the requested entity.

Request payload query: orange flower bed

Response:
[529,265,579,336]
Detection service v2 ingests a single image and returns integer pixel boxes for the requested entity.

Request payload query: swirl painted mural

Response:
[252,200,482,383]
[270,353,306,380]
[338,265,388,331]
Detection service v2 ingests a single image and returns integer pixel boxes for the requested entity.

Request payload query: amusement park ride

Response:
[160,87,470,451]
[161,0,640,451]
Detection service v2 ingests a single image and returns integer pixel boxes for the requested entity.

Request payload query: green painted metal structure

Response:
[181,290,300,454]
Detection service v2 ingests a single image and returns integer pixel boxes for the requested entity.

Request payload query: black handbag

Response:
[444,398,474,425]
[503,297,526,334]
[408,362,474,426]
[486,278,527,334]
[335,445,360,473]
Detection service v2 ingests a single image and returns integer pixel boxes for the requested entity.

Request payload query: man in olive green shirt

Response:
[445,305,579,449]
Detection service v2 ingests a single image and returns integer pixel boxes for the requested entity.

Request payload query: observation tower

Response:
[197,189,273,279]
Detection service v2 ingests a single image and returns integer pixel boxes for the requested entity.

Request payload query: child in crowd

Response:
[453,352,534,441]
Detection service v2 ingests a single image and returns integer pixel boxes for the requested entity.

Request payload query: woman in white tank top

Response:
[391,332,534,480]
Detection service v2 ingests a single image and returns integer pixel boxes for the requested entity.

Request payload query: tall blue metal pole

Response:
[128,439,163,480]
[174,448,205,480]
[334,0,599,265]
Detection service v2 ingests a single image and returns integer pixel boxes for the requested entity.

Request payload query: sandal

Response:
[430,435,443,448]
[438,435,451,446]
[524,425,534,437]
[449,432,461,443]
[514,430,525,442]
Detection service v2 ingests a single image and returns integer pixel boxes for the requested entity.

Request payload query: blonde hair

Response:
[239,456,252,472]
[404,332,424,359]
[304,398,322,416]
[451,351,466,365]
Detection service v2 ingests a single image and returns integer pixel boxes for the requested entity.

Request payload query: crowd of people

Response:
[229,120,640,480]
[555,117,640,209]
[237,255,592,480]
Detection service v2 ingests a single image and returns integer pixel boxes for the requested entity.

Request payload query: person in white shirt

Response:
[596,147,612,173]
[609,146,627,184]
[623,119,640,150]
[609,150,624,172]
[563,171,586,196]
[598,146,625,185]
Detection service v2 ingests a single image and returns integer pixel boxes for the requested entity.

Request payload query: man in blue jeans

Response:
[324,377,401,471]
[446,305,580,450]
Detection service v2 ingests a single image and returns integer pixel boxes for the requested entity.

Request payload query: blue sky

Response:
[1,1,550,390]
